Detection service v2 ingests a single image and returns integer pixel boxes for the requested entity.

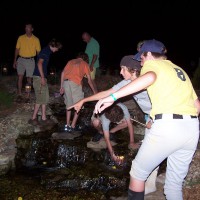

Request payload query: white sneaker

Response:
[64,125,72,132]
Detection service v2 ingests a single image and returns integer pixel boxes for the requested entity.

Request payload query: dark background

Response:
[1,0,200,77]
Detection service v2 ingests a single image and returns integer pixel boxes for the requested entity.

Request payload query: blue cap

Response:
[134,39,166,61]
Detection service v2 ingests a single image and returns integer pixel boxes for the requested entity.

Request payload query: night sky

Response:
[1,0,200,77]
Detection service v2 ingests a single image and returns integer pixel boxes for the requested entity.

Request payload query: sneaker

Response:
[28,118,39,126]
[64,125,72,133]
[91,132,104,142]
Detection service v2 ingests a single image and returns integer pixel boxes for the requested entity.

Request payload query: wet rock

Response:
[51,131,82,140]
[1,75,200,200]
[0,155,12,176]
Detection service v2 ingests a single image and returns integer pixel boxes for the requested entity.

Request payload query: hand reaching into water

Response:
[111,153,124,166]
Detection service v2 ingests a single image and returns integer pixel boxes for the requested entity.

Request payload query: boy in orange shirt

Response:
[60,52,97,132]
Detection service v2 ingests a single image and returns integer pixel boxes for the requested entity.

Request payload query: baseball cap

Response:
[120,55,141,70]
[134,39,166,61]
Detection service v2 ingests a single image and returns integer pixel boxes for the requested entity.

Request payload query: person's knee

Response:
[92,118,100,128]
[18,75,23,80]
[121,120,128,128]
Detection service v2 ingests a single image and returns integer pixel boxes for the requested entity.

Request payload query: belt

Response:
[19,56,34,59]
[154,114,197,120]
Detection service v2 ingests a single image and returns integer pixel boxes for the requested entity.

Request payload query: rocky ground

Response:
[0,74,200,200]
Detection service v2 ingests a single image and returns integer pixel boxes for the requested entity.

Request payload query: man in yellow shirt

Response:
[13,23,41,98]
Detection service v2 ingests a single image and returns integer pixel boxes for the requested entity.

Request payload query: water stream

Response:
[0,102,145,199]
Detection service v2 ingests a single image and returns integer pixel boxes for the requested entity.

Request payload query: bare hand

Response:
[146,120,152,129]
[67,100,83,112]
[112,153,124,166]
[94,96,114,114]
[13,61,17,69]
[60,87,64,95]
[90,65,94,72]
[41,78,46,86]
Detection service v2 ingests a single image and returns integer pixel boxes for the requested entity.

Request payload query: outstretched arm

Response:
[67,85,115,113]
[103,131,120,163]
[94,72,156,114]
[104,130,113,156]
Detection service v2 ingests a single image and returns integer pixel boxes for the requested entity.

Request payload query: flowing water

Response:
[0,102,145,200]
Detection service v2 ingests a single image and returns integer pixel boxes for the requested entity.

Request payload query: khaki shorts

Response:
[17,57,35,77]
[63,80,84,108]
[33,76,49,104]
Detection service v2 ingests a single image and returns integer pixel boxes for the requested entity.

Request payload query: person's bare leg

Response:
[110,120,127,133]
[71,111,80,128]
[18,74,24,95]
[128,177,145,200]
[108,121,128,146]
[66,110,71,126]
[92,79,98,92]
[27,77,32,85]
[26,77,32,99]
[41,104,47,120]
[32,104,40,120]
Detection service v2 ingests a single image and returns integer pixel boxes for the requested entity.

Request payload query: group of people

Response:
[92,40,200,200]
[59,32,100,132]
[68,55,151,160]
[13,23,100,127]
[68,39,200,200]
[13,22,63,125]
[13,22,200,200]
